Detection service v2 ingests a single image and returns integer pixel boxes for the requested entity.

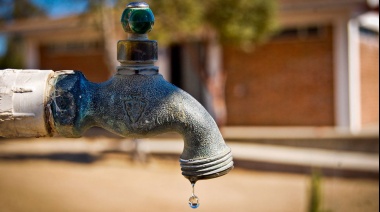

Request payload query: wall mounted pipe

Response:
[0,69,54,137]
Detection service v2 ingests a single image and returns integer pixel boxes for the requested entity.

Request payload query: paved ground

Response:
[1,137,378,176]
[0,129,378,212]
[0,154,378,212]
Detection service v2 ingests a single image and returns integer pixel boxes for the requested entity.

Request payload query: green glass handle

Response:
[121,2,155,34]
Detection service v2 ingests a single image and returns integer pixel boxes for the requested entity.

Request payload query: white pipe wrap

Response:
[0,69,54,137]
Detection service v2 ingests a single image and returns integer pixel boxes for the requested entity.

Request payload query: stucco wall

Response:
[39,43,110,83]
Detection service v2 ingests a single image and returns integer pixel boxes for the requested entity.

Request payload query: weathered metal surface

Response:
[50,1,233,182]
[49,69,233,182]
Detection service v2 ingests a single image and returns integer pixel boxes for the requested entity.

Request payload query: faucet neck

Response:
[116,64,158,76]
[116,38,158,69]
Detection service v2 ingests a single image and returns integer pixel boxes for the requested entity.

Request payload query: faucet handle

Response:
[121,2,155,34]
[117,2,157,67]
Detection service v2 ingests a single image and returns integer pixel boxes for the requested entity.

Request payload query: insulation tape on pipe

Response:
[0,69,54,138]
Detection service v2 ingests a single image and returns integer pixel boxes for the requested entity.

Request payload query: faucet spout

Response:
[50,69,233,182]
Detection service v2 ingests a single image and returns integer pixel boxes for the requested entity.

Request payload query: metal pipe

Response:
[0,2,233,182]
[0,69,54,137]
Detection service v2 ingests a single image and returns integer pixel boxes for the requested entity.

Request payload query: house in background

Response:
[0,0,378,134]
[223,0,379,133]
[0,13,121,83]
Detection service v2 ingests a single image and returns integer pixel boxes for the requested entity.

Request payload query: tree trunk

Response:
[100,5,118,76]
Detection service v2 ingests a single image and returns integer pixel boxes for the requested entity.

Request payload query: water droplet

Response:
[188,195,200,209]
[188,183,200,209]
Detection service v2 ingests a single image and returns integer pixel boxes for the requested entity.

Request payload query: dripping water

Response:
[188,182,200,209]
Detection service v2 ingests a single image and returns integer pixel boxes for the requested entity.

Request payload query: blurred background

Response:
[0,0,379,211]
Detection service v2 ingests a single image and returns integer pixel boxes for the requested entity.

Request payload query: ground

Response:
[0,154,378,212]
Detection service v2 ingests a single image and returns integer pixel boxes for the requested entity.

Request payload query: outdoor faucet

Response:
[0,2,233,183]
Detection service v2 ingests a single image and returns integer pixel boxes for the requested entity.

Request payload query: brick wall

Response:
[39,42,110,83]
[360,36,379,126]
[224,26,335,126]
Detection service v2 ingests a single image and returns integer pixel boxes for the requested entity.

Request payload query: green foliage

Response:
[145,0,278,45]
[146,0,205,45]
[206,0,278,44]
[0,0,46,69]
[0,0,46,23]
[308,170,322,212]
